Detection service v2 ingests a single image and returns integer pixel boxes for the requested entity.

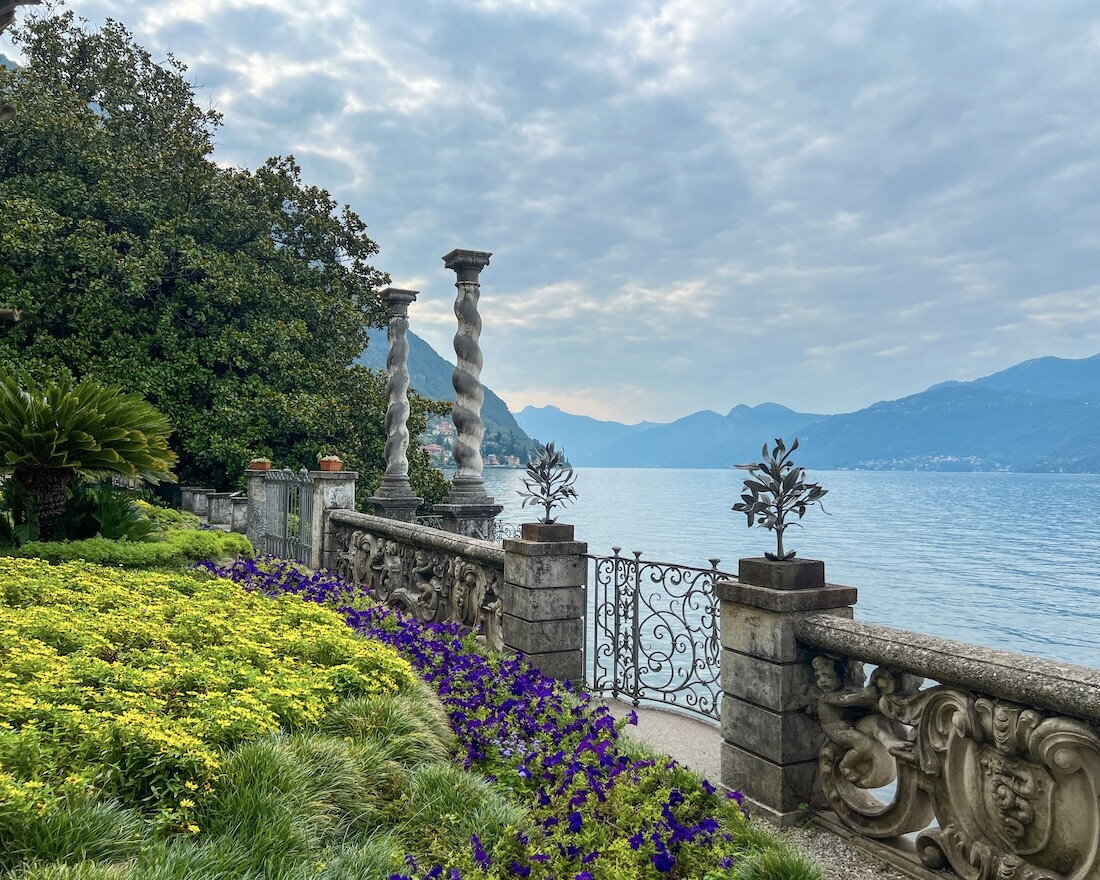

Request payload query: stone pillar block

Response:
[230,494,248,534]
[502,535,587,682]
[310,470,357,570]
[180,487,199,513]
[208,492,232,526]
[191,489,215,518]
[245,470,268,553]
[436,500,504,539]
[717,570,857,826]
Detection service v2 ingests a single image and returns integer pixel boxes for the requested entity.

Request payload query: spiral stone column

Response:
[367,287,422,522]
[435,248,502,538]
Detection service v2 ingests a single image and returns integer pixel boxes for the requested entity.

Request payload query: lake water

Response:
[476,468,1100,670]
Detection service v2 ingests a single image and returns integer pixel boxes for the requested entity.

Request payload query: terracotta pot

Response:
[249,459,272,471]
[318,458,342,472]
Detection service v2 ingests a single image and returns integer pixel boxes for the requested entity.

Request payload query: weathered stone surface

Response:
[721,649,815,712]
[521,648,583,683]
[191,489,214,517]
[230,495,248,534]
[436,501,505,538]
[502,614,583,655]
[503,545,587,590]
[739,557,825,590]
[716,579,857,613]
[722,604,853,663]
[245,473,267,552]
[722,696,823,764]
[310,471,357,569]
[721,741,822,814]
[520,522,574,542]
[329,510,504,566]
[796,615,1100,724]
[208,492,232,525]
[180,487,200,513]
[499,582,585,621]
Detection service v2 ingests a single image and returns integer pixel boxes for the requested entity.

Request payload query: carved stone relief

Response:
[806,655,1100,880]
[336,526,504,652]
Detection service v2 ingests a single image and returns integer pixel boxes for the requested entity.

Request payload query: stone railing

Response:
[797,617,1100,880]
[326,509,507,652]
[717,563,1100,880]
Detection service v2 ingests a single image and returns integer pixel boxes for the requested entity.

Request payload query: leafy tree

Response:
[0,374,176,537]
[0,10,446,504]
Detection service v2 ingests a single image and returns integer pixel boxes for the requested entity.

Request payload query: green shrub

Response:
[163,529,252,563]
[8,537,182,567]
[135,501,201,531]
[6,530,252,568]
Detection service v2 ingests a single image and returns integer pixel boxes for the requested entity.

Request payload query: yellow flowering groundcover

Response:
[0,558,416,830]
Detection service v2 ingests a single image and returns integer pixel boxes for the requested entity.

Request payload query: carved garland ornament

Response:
[336,528,504,652]
[806,655,1100,880]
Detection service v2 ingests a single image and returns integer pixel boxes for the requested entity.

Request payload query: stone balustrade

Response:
[327,509,506,651]
[717,562,1100,880]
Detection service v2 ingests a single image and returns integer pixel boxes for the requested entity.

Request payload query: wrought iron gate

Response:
[587,548,731,724]
[264,468,313,564]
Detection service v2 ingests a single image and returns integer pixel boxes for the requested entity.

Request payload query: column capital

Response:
[381,287,418,313]
[443,249,492,281]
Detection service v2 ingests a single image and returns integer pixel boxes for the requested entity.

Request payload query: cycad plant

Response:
[0,375,177,538]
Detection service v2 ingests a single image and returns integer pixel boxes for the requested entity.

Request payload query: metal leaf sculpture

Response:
[732,437,827,561]
[518,441,578,524]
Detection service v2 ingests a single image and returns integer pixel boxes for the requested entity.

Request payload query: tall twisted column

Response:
[366,287,422,522]
[436,249,502,537]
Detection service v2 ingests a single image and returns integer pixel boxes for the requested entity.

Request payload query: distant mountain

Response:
[932,353,1100,400]
[0,54,15,70]
[515,406,658,461]
[586,403,828,468]
[521,353,1100,472]
[358,328,537,458]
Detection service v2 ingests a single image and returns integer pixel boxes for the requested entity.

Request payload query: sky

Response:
[5,1,1100,423]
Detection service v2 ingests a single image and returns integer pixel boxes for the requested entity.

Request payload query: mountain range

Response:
[517,354,1100,473]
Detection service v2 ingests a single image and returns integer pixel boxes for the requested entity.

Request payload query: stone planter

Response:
[520,522,574,542]
[738,557,825,591]
[318,457,342,472]
[249,458,272,471]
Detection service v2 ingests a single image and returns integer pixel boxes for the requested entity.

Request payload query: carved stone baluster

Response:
[435,248,502,537]
[367,287,422,522]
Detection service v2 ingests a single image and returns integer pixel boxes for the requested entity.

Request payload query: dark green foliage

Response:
[733,437,827,561]
[53,479,160,543]
[0,12,446,503]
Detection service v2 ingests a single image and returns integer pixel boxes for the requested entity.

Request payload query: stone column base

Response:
[366,493,421,523]
[435,502,503,539]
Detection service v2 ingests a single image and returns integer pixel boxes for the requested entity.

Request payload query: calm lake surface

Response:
[476,468,1100,669]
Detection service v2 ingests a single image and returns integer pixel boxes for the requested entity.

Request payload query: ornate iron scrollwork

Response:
[806,655,1100,880]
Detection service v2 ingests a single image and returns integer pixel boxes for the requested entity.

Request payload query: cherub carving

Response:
[807,656,913,788]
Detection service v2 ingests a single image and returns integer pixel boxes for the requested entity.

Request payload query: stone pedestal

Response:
[718,561,857,826]
[230,494,248,534]
[501,531,586,682]
[366,476,421,524]
[180,487,200,513]
[191,489,215,518]
[437,474,502,537]
[311,470,357,570]
[208,492,233,526]
[245,470,268,553]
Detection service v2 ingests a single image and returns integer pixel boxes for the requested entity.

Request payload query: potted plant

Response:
[518,441,578,541]
[318,453,342,472]
[248,456,272,471]
[732,437,828,589]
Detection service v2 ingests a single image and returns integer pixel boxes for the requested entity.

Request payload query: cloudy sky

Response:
[6,1,1100,422]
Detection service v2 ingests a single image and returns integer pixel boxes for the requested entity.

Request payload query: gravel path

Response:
[602,700,908,880]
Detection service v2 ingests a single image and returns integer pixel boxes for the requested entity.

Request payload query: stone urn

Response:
[521,522,575,542]
[318,455,342,472]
